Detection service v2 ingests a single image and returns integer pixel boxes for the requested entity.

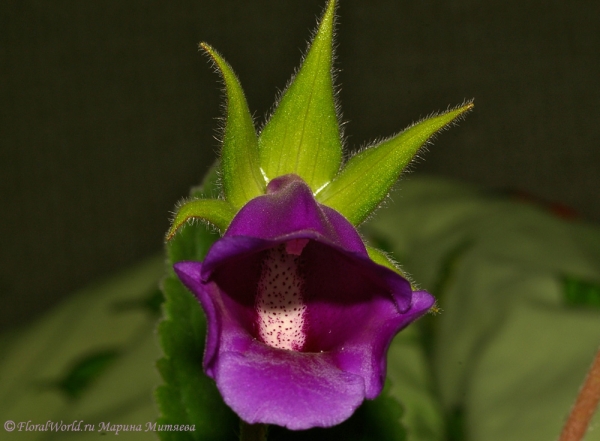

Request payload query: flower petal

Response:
[299,242,434,397]
[226,174,366,254]
[216,340,366,430]
[174,240,434,429]
[173,174,435,430]
[174,259,367,430]
[174,261,256,377]
[327,289,435,398]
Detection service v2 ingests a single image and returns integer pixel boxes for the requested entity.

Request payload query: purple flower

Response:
[174,174,434,430]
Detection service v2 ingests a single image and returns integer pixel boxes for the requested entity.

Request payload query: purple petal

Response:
[173,174,435,429]
[327,289,435,398]
[216,340,366,430]
[226,174,366,254]
[299,242,434,398]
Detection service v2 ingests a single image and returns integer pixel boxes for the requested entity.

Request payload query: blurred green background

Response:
[1,0,599,332]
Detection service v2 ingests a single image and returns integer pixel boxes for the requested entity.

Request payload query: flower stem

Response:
[559,346,600,441]
[239,421,268,441]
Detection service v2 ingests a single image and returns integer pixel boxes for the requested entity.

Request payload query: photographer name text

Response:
[4,420,195,435]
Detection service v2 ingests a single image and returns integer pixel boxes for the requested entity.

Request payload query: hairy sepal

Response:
[258,0,342,192]
[166,198,236,241]
[201,43,265,209]
[318,102,474,225]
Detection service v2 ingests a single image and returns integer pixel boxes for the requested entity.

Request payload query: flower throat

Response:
[256,239,309,351]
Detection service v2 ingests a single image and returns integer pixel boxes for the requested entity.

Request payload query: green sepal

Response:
[367,245,402,275]
[201,43,265,209]
[366,245,417,290]
[190,161,222,199]
[258,0,341,192]
[166,198,236,241]
[318,102,474,225]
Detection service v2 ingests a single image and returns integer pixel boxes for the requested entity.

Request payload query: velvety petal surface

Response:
[173,174,434,430]
[226,174,366,254]
[175,259,433,430]
[216,341,366,430]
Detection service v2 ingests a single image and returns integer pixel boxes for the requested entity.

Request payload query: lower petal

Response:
[215,340,366,430]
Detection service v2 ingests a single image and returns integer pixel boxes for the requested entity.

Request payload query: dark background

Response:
[1,0,599,331]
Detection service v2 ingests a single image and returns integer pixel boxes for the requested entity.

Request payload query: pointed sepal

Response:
[366,245,416,289]
[318,102,474,225]
[258,0,341,191]
[200,43,265,209]
[166,198,236,241]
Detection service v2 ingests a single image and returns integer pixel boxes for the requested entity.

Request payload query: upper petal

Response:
[225,174,366,254]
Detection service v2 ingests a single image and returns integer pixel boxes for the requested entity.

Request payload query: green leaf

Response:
[563,275,600,309]
[363,176,600,441]
[157,168,238,441]
[55,349,121,400]
[386,325,446,441]
[156,275,237,441]
[201,43,265,209]
[166,198,236,241]
[110,287,164,316]
[258,0,341,192]
[318,102,474,225]
[445,406,467,441]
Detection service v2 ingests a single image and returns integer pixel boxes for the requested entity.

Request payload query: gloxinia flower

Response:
[159,0,472,435]
[174,174,434,430]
